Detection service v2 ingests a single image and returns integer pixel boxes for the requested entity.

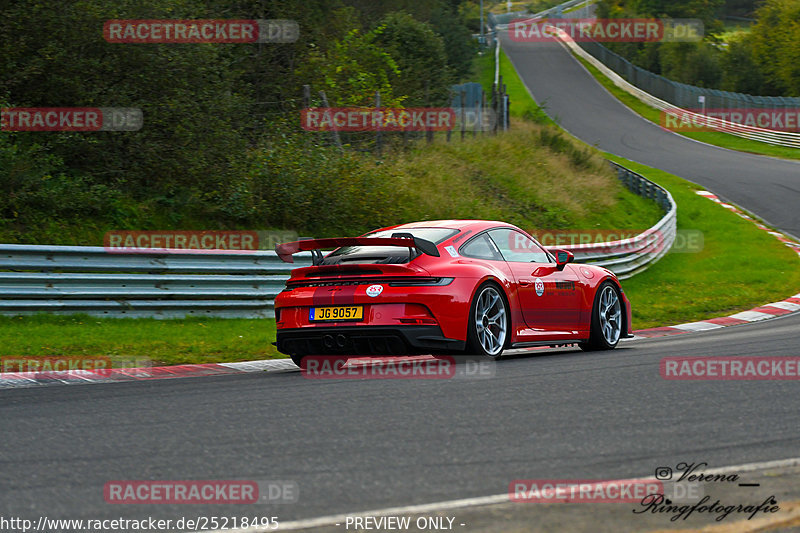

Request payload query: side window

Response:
[488,228,551,263]
[459,234,502,260]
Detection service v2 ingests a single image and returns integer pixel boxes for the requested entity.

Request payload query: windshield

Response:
[321,227,458,265]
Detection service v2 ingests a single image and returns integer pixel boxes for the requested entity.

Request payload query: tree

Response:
[295,27,403,106]
[0,0,249,197]
[720,38,765,94]
[430,4,476,81]
[660,42,722,88]
[748,0,800,96]
[373,12,453,106]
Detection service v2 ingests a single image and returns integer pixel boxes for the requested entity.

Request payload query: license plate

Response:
[309,306,363,321]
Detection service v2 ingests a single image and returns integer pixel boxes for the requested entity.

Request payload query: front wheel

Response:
[579,281,623,351]
[466,283,509,359]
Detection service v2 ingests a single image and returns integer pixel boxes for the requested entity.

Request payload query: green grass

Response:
[573,54,800,161]
[472,47,495,92]
[0,315,280,366]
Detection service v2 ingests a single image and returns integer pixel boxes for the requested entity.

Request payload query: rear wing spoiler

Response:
[275,235,440,264]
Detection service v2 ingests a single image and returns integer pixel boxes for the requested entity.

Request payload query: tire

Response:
[579,281,623,352]
[466,282,509,359]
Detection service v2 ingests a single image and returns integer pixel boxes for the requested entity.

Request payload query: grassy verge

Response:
[0,315,280,366]
[472,47,495,92]
[573,54,800,161]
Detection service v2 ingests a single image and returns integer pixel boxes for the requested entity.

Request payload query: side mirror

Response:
[552,249,574,270]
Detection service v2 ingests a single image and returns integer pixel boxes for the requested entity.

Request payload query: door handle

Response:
[519,279,533,286]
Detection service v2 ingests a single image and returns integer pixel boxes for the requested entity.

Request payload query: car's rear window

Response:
[321,227,458,265]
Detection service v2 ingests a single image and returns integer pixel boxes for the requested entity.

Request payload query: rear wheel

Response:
[466,283,509,359]
[579,281,622,351]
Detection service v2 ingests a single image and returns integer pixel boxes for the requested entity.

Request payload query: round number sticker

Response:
[366,284,384,298]
[534,278,545,297]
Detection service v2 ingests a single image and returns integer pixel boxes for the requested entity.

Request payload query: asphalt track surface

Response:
[2,313,800,525]
[3,36,800,532]
[499,37,800,240]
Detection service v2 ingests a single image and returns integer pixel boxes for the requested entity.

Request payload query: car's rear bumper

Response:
[276,325,465,356]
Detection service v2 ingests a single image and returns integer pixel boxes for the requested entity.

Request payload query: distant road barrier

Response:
[552,27,800,148]
[0,166,673,318]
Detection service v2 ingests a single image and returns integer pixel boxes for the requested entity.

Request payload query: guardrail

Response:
[0,166,674,317]
[488,0,588,28]
[0,246,312,318]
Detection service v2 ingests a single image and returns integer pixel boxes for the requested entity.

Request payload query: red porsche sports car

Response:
[274,220,632,367]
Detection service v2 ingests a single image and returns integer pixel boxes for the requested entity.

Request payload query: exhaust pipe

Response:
[323,335,335,349]
[336,334,347,348]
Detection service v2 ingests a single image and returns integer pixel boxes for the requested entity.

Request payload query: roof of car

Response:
[389,220,516,233]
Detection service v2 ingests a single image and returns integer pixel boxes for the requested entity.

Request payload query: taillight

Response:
[398,318,438,325]
[388,277,454,287]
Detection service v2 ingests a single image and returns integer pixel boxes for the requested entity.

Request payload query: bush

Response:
[228,131,403,235]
